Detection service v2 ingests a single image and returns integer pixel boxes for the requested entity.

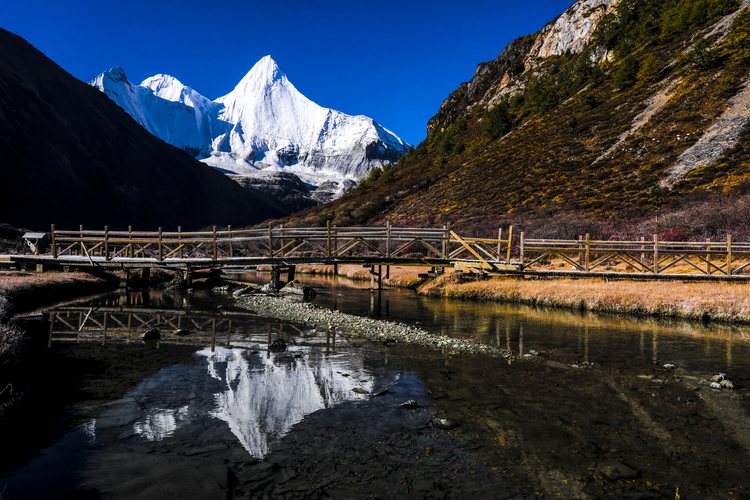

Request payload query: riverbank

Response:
[0,270,117,313]
[0,270,118,415]
[293,264,427,288]
[418,272,750,323]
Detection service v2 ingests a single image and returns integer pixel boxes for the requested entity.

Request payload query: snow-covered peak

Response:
[89,66,128,88]
[90,55,409,200]
[141,73,214,111]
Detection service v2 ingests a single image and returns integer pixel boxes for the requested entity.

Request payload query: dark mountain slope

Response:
[0,28,282,231]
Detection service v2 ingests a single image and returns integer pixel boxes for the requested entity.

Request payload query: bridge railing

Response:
[47,223,515,265]
[39,225,750,276]
[520,233,750,276]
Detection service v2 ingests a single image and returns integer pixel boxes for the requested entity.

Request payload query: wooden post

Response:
[378,265,383,291]
[520,232,525,267]
[128,226,133,258]
[327,221,332,257]
[446,222,452,259]
[51,224,57,259]
[104,226,109,261]
[496,228,502,262]
[211,318,216,353]
[79,225,84,256]
[579,236,584,266]
[640,236,645,266]
[102,312,108,346]
[178,226,183,259]
[727,234,732,277]
[268,223,274,258]
[212,226,218,260]
[506,226,514,263]
[48,311,55,348]
[158,227,163,262]
[228,225,233,258]
[653,234,659,275]
[387,221,392,258]
[585,234,590,272]
[280,225,284,257]
[706,237,711,275]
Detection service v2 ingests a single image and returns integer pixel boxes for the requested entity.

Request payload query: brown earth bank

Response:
[293,265,750,325]
[418,273,750,324]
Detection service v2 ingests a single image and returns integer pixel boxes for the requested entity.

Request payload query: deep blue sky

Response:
[3,0,573,146]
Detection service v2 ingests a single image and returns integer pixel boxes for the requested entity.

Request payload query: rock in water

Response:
[269,338,287,352]
[433,418,458,430]
[140,328,160,340]
[596,460,639,480]
[279,280,316,299]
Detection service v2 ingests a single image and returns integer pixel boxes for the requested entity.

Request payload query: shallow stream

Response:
[2,274,750,499]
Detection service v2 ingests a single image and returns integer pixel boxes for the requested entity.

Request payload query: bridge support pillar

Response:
[369,265,383,291]
[119,268,130,289]
[141,267,150,284]
[184,270,193,288]
[271,267,281,290]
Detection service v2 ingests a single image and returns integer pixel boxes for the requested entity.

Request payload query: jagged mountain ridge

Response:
[91,57,409,206]
[0,28,282,230]
[276,0,750,230]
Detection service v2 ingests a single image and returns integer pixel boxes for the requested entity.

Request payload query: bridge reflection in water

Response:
[47,291,397,458]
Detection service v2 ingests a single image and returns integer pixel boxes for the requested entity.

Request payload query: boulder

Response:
[279,280,316,299]
[596,460,639,480]
[269,338,287,352]
[140,328,160,340]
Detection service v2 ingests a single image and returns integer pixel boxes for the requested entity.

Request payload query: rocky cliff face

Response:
[524,0,619,65]
[428,0,618,134]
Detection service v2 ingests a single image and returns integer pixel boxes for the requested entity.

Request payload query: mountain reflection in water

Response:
[201,346,378,457]
[92,345,387,459]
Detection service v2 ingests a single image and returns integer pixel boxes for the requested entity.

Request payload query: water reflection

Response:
[243,272,750,375]
[202,346,377,457]
[84,342,388,459]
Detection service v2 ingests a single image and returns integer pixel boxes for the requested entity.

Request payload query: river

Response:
[1,273,749,499]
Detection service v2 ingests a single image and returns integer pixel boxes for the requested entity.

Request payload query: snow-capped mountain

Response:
[90,56,408,203]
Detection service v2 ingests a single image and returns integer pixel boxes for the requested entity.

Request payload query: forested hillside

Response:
[276,0,750,241]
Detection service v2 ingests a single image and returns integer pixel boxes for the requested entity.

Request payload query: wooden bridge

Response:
[2,224,750,281]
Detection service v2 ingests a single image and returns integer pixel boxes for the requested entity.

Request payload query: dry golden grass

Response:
[295,265,429,288]
[0,271,106,297]
[418,273,750,323]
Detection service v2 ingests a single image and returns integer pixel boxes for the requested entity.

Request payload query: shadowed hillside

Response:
[276,0,750,241]
[0,28,282,231]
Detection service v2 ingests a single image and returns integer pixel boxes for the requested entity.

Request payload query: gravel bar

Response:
[235,294,512,357]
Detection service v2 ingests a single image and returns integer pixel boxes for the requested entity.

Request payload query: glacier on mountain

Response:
[90,56,408,204]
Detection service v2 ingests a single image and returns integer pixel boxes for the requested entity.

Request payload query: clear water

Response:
[2,276,750,499]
